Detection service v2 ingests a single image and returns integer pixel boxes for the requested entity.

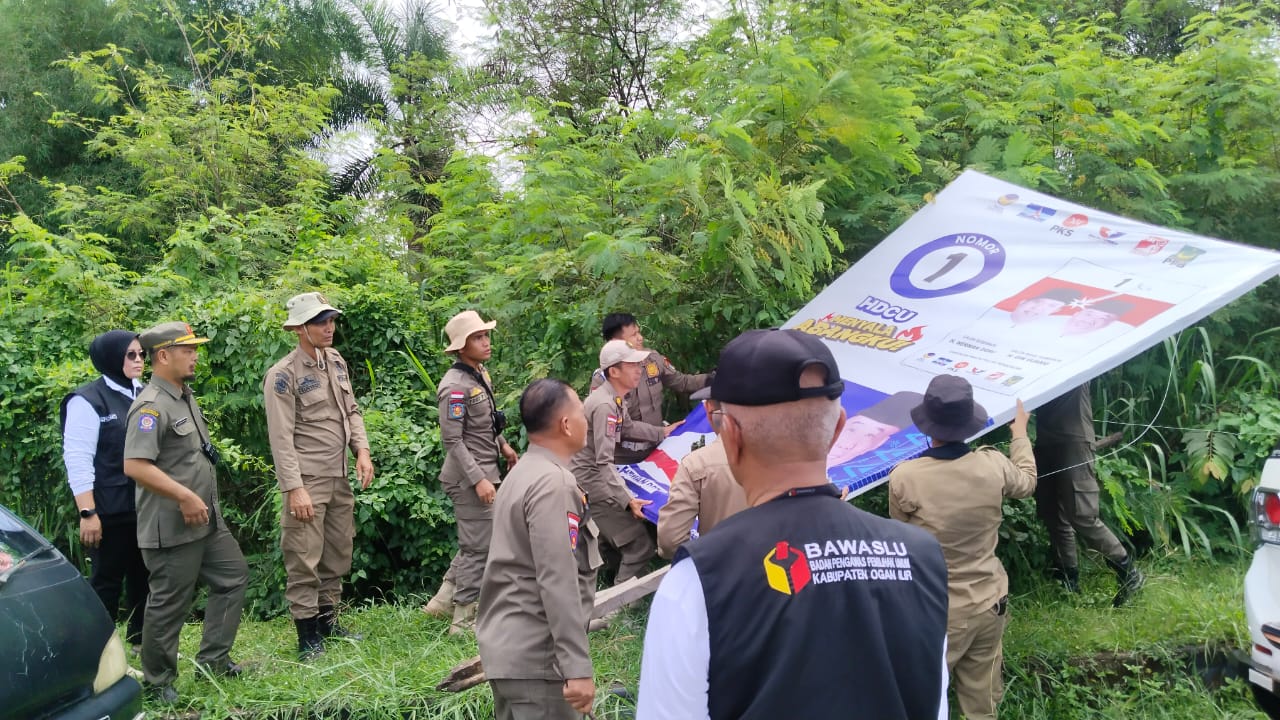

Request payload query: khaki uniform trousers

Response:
[490,679,582,720]
[946,601,1009,720]
[593,502,654,584]
[282,474,355,618]
[442,480,494,605]
[1033,442,1126,568]
[140,527,248,686]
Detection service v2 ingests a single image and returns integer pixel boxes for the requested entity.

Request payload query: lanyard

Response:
[774,484,842,502]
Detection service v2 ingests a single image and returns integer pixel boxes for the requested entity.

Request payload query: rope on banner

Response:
[1036,363,1176,479]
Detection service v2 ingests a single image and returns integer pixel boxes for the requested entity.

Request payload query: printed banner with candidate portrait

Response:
[620,169,1280,517]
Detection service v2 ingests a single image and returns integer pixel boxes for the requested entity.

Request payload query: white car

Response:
[1245,446,1280,719]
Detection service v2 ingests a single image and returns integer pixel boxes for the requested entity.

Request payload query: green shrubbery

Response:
[4,0,1280,618]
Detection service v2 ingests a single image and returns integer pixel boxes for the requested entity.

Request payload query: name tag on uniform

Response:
[467,386,486,405]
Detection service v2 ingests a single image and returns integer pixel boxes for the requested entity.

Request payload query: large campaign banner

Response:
[623,169,1280,522]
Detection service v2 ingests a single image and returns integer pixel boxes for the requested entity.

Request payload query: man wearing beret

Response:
[124,322,248,704]
[638,329,950,720]
[264,292,374,660]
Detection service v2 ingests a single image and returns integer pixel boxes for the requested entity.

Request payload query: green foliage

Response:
[4,0,1280,620]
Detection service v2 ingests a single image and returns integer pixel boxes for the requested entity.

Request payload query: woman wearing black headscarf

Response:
[60,329,150,650]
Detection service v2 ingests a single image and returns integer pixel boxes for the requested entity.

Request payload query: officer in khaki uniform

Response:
[888,376,1037,720]
[1035,382,1144,606]
[655,432,747,559]
[478,378,601,719]
[123,322,248,704]
[422,310,519,634]
[263,292,374,660]
[590,313,710,463]
[572,339,655,584]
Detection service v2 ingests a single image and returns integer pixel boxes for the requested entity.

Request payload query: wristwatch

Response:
[79,508,98,519]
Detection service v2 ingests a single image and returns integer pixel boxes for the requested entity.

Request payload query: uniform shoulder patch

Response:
[662,356,677,373]
[568,511,581,551]
[448,391,466,420]
[137,413,158,433]
[273,372,290,395]
[605,414,620,439]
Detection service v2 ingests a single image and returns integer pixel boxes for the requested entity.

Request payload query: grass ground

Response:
[147,552,1267,719]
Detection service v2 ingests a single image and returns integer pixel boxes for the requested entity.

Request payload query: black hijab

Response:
[89,329,139,389]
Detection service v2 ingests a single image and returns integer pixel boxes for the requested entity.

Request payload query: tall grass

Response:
[146,555,1266,718]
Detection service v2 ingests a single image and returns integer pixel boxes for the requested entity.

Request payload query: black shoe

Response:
[1108,555,1145,607]
[145,682,179,704]
[1051,564,1081,594]
[195,659,246,678]
[295,616,326,661]
[318,605,363,641]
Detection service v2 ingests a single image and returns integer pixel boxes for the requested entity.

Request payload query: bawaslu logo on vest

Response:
[764,537,918,595]
[763,541,812,595]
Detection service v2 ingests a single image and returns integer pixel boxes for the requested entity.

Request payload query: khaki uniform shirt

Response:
[477,444,601,680]
[591,350,709,458]
[1035,383,1093,445]
[124,376,224,548]
[569,382,634,510]
[263,347,369,492]
[888,438,1037,617]
[437,365,510,489]
[656,441,748,558]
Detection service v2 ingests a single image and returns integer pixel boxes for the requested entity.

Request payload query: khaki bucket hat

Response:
[444,310,497,352]
[283,292,342,329]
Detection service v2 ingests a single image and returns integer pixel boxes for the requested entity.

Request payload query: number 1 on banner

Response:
[890,234,1007,299]
[923,253,967,283]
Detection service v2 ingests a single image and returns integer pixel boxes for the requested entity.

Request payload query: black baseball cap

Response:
[709,329,844,406]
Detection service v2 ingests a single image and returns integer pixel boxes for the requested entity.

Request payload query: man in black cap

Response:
[888,376,1036,720]
[124,322,248,703]
[637,329,950,720]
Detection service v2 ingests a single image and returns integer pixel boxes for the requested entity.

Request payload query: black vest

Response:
[60,378,137,520]
[679,487,949,720]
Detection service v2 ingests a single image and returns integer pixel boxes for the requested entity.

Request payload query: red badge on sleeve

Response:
[568,512,580,551]
[448,391,466,420]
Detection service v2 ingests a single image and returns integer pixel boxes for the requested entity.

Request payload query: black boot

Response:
[1107,555,1145,607]
[1051,564,1081,594]
[295,616,325,661]
[318,604,363,641]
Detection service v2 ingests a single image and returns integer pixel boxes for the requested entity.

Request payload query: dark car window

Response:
[0,507,54,582]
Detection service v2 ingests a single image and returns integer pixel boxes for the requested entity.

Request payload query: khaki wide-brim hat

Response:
[444,310,497,352]
[283,292,342,329]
